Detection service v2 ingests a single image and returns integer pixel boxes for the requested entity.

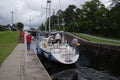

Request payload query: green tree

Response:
[51,15,58,31]
[94,4,109,34]
[79,0,108,34]
[0,25,6,31]
[110,0,120,7]
[108,0,120,37]
[39,23,45,31]
[64,5,77,32]
[16,22,24,31]
[30,28,36,30]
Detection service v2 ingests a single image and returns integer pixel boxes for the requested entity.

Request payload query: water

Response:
[79,45,120,76]
[32,40,120,80]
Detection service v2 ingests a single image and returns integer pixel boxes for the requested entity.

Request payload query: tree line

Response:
[0,22,24,31]
[39,0,120,38]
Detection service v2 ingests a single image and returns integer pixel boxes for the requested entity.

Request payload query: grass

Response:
[72,32,120,45]
[0,31,19,65]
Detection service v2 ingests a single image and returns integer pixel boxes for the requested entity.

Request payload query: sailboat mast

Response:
[47,0,51,33]
[29,16,31,28]
[45,2,48,35]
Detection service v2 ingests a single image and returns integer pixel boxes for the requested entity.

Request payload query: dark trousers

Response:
[27,42,31,51]
[76,46,80,54]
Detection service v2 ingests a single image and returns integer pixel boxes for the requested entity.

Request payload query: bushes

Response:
[0,26,6,31]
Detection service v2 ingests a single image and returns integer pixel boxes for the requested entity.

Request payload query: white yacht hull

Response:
[37,32,80,64]
[39,41,79,64]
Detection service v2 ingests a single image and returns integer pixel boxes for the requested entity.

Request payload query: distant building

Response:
[6,25,11,30]
[0,24,17,31]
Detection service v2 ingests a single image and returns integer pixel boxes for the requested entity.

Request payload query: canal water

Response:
[32,40,120,80]
[81,45,120,76]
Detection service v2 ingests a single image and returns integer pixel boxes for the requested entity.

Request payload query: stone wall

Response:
[64,32,120,52]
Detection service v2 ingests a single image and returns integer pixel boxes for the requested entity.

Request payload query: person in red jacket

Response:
[21,31,24,38]
[21,31,24,41]
[26,32,32,51]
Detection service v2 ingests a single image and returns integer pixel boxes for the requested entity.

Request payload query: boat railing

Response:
[48,44,76,55]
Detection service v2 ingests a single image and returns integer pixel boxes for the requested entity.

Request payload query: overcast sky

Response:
[0,0,110,28]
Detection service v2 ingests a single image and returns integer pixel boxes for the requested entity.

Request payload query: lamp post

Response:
[11,11,13,26]
[29,16,31,28]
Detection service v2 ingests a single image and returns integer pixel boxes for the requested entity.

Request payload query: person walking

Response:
[21,31,24,42]
[76,41,80,54]
[71,38,80,54]
[26,32,32,51]
[55,33,61,43]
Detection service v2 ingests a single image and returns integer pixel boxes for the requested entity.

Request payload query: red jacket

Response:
[21,31,24,37]
[26,34,32,42]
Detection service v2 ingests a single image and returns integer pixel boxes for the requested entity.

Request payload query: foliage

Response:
[0,25,6,31]
[30,28,36,30]
[39,23,45,31]
[39,0,120,38]
[108,1,120,37]
[16,22,24,31]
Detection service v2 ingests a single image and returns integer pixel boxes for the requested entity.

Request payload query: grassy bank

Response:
[73,32,120,45]
[0,31,19,65]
